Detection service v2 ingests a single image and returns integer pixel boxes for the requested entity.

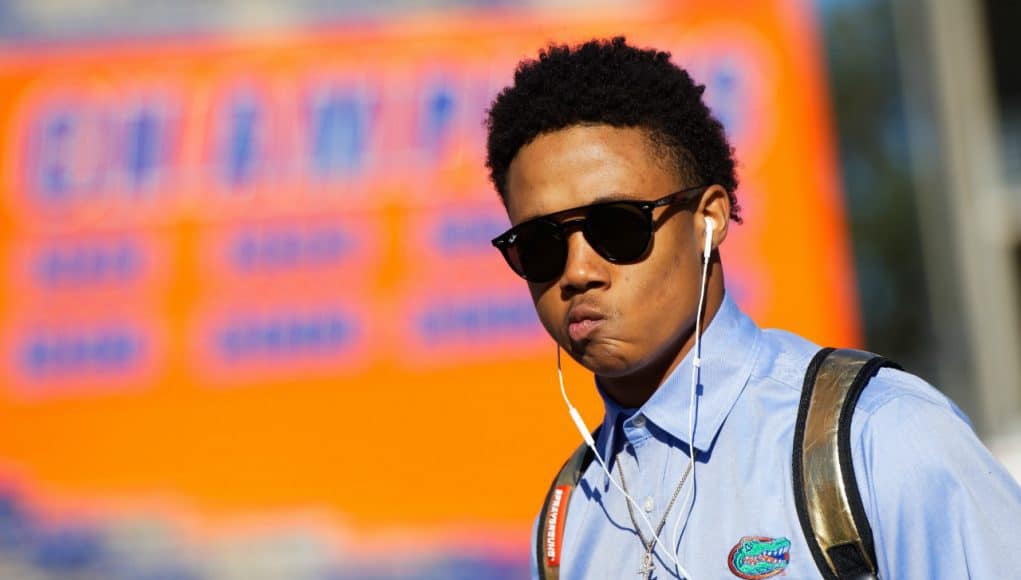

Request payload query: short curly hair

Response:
[485,36,740,222]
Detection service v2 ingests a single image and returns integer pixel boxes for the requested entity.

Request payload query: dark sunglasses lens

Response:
[507,220,566,282]
[586,203,652,262]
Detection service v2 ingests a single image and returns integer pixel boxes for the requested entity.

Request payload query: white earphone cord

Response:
[669,217,714,571]
[555,217,714,580]
[557,349,692,577]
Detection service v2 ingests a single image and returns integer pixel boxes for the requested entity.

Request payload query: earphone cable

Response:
[557,348,693,577]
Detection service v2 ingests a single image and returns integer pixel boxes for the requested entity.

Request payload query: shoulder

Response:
[846,363,981,484]
[848,367,1021,578]
[849,364,1021,507]
[855,365,968,425]
[737,321,1007,491]
[851,365,981,479]
[749,328,826,392]
[750,331,966,428]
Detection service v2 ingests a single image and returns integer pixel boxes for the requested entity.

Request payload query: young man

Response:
[485,37,1021,579]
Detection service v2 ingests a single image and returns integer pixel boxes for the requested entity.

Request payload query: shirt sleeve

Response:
[852,389,1021,579]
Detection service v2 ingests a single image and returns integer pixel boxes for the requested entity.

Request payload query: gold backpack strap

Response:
[793,348,900,580]
[535,429,599,580]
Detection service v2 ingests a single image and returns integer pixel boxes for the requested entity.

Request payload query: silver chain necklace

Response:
[616,455,693,579]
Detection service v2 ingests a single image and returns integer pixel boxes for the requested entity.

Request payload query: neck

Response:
[598,262,726,409]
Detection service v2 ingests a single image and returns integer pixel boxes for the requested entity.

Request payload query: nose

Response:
[558,229,609,294]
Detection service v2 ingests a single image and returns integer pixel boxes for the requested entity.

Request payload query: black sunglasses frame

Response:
[491,185,707,282]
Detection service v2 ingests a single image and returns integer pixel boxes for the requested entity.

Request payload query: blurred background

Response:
[0,0,1017,578]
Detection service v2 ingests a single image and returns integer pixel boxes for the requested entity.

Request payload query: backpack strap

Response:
[793,348,900,580]
[535,427,600,580]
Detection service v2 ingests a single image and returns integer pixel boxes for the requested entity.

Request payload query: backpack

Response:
[535,348,899,580]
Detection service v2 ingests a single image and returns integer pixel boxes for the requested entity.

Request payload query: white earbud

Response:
[702,216,715,261]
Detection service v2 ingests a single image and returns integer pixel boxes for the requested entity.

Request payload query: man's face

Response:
[504,124,709,383]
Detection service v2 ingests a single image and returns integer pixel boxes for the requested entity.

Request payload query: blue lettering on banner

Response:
[34,110,78,200]
[218,313,357,360]
[20,329,142,377]
[707,62,743,140]
[418,81,457,156]
[35,242,140,287]
[231,227,353,271]
[123,106,166,191]
[418,298,541,341]
[26,100,177,204]
[310,89,371,177]
[224,95,262,187]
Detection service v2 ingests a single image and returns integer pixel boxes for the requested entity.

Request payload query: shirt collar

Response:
[596,384,634,463]
[596,293,761,455]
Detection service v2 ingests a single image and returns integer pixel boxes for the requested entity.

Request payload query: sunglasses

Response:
[491,185,706,283]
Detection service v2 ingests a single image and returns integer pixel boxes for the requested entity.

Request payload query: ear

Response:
[694,184,731,251]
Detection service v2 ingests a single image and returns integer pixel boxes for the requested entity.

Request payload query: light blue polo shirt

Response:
[533,294,1021,579]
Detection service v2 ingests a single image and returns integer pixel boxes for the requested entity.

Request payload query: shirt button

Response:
[644,496,654,512]
[632,414,646,428]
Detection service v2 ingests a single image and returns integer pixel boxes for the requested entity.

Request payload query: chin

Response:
[570,340,636,377]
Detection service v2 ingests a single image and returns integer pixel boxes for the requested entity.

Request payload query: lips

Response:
[566,304,605,342]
